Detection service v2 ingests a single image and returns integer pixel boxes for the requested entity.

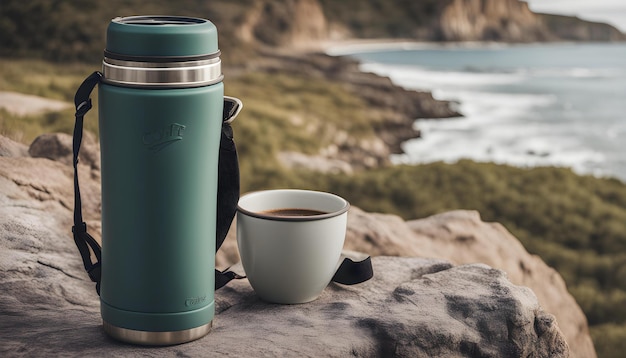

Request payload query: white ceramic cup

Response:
[236,189,350,304]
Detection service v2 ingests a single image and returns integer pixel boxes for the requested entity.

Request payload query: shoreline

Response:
[321,38,625,56]
[325,41,626,183]
[322,38,507,56]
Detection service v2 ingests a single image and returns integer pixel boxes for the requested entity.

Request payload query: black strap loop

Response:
[213,95,244,289]
[72,71,103,295]
[215,269,246,290]
[331,257,374,285]
[75,99,92,118]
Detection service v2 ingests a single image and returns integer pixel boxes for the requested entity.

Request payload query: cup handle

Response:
[331,255,374,285]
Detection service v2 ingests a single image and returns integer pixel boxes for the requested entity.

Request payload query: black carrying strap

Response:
[71,72,372,296]
[72,71,103,295]
[70,72,244,294]
[214,97,245,289]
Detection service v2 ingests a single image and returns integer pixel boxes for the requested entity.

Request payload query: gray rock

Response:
[219,208,594,357]
[0,134,570,356]
[29,132,100,170]
[0,135,28,157]
[0,222,569,357]
[341,208,596,358]
[212,259,568,358]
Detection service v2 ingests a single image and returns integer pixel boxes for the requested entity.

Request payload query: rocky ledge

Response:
[0,133,595,357]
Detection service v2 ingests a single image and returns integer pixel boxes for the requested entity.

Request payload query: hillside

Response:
[316,0,625,42]
[0,0,624,64]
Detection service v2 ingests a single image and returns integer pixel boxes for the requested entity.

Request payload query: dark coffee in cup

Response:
[262,208,328,216]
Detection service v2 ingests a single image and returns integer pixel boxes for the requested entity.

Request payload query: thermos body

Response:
[96,16,223,345]
[99,84,222,335]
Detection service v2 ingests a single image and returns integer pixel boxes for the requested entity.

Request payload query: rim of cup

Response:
[237,189,350,222]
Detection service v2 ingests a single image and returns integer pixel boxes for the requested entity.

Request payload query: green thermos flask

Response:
[72,16,238,345]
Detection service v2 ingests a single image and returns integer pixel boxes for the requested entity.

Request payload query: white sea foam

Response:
[326,41,515,56]
[393,86,604,176]
[392,127,607,177]
[607,123,626,139]
[359,63,524,90]
[341,43,626,181]
[517,67,626,79]
[325,41,439,56]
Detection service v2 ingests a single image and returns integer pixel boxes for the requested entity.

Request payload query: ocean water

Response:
[329,42,626,182]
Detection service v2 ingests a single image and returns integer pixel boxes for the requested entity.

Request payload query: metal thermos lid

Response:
[102,16,223,88]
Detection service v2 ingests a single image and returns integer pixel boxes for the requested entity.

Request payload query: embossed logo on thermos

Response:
[185,295,207,307]
[143,123,186,153]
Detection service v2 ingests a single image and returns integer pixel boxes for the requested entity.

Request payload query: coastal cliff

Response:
[236,0,625,47]
[437,0,547,41]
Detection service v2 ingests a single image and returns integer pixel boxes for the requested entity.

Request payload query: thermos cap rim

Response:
[112,15,208,26]
[103,49,221,64]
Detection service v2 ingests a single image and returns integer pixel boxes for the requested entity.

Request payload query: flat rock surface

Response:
[0,239,568,358]
[0,133,571,356]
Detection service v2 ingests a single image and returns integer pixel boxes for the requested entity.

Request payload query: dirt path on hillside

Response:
[0,91,71,116]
